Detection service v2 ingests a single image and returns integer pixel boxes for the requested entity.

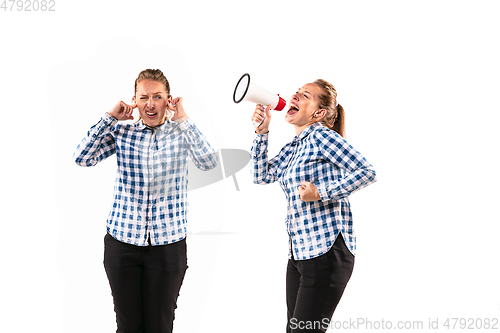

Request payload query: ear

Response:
[132,96,137,104]
[315,109,326,118]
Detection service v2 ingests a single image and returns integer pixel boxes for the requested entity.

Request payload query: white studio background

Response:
[1,1,499,332]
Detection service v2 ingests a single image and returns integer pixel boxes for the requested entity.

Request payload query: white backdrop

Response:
[1,1,499,332]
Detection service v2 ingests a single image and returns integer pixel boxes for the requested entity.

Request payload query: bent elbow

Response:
[190,151,219,171]
[74,155,96,167]
[367,167,377,184]
[253,177,272,185]
[202,154,219,171]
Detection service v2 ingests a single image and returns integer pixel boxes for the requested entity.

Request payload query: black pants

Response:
[286,234,355,333]
[103,233,187,333]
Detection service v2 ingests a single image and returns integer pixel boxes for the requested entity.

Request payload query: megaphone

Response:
[233,73,286,128]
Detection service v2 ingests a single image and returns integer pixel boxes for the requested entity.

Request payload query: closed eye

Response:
[296,91,310,99]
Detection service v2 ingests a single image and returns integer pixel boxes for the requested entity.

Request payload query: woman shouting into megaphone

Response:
[251,79,377,333]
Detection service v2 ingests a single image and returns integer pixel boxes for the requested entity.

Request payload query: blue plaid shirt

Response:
[251,122,376,260]
[74,113,218,246]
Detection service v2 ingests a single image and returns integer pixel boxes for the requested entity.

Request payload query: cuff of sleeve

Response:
[252,133,269,159]
[177,117,194,131]
[322,182,345,201]
[173,116,189,124]
[254,132,269,140]
[103,112,119,126]
[317,185,329,202]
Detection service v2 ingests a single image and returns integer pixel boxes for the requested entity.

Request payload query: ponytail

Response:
[313,79,345,138]
[332,104,345,138]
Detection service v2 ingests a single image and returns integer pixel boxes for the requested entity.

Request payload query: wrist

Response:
[173,116,189,123]
[107,112,118,120]
[316,185,327,202]
[172,111,187,120]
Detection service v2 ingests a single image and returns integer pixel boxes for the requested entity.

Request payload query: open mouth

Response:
[287,105,299,115]
[145,111,157,118]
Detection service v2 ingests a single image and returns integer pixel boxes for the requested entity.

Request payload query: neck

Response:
[294,121,316,136]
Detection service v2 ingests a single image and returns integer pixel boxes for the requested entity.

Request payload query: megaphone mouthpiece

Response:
[274,94,287,111]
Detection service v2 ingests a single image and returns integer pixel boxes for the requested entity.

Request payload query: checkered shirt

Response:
[74,113,218,246]
[251,122,376,260]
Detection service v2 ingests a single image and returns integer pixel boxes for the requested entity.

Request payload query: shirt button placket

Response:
[147,130,154,245]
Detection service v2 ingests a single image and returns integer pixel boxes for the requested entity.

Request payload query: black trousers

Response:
[103,233,188,333]
[286,234,355,333]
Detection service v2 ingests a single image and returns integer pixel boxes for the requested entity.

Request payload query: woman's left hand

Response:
[298,181,321,202]
[168,97,188,121]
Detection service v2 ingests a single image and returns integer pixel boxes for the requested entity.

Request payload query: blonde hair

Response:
[135,69,170,95]
[314,79,345,137]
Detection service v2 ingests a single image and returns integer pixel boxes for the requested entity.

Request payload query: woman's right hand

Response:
[107,101,137,121]
[252,104,272,134]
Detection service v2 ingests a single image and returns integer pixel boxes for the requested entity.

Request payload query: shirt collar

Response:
[135,119,173,132]
[291,122,323,146]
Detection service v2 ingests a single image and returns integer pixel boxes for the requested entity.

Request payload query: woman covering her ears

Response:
[74,69,218,333]
[251,79,377,333]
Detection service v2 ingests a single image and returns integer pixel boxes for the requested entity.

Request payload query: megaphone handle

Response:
[253,104,266,129]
